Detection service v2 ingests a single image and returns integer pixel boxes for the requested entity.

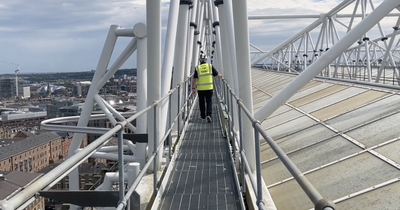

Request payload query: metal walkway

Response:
[157,93,243,210]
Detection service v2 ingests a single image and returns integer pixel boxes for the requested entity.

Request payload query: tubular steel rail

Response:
[216,78,336,210]
[0,75,194,210]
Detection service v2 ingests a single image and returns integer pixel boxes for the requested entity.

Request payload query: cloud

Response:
[0,0,396,74]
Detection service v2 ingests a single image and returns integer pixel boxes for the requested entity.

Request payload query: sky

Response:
[0,0,385,74]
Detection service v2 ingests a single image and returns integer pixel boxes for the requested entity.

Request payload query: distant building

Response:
[47,99,75,119]
[38,162,107,191]
[0,110,47,130]
[0,171,45,210]
[36,84,66,96]
[0,127,12,139]
[58,105,82,117]
[23,86,31,99]
[0,132,61,172]
[0,77,23,99]
[73,81,91,97]
[0,132,87,172]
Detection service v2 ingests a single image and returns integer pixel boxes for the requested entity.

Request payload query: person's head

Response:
[199,55,207,63]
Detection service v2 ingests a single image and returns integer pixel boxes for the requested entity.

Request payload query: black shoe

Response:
[206,116,212,123]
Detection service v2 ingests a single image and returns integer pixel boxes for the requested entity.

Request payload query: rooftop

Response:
[0,132,61,160]
[0,171,43,200]
[252,68,400,209]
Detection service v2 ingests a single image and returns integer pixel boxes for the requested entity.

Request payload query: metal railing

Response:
[216,78,336,210]
[0,75,194,210]
[0,73,336,210]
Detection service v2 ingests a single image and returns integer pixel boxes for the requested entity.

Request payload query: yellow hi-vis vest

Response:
[195,63,213,90]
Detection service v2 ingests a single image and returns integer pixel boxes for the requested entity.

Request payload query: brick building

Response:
[0,132,87,172]
[0,112,46,130]
[0,132,60,172]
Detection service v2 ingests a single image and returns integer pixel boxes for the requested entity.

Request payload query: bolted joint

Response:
[256,200,265,208]
[212,21,220,28]
[152,100,158,106]
[315,198,336,210]
[180,0,192,5]
[214,0,223,7]
[237,99,243,104]
[252,120,261,127]
[118,200,127,209]
[115,122,125,132]
[190,22,197,29]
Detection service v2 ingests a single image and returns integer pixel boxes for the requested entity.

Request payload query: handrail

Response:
[1,72,335,210]
[0,74,194,210]
[218,78,336,210]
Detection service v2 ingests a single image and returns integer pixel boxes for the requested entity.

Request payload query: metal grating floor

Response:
[158,94,242,210]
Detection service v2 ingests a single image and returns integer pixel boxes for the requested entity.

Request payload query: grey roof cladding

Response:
[0,171,43,200]
[0,132,61,160]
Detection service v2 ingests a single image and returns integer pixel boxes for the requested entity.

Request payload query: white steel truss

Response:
[250,0,400,86]
[2,0,400,210]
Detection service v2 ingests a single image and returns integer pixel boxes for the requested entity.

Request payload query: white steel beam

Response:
[146,0,162,171]
[254,0,400,122]
[134,22,148,168]
[172,2,190,132]
[232,0,256,172]
[68,25,119,210]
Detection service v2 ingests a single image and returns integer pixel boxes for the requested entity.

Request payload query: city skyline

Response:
[0,0,342,74]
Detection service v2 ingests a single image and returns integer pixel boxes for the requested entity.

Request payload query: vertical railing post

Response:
[238,102,245,193]
[177,85,181,137]
[153,104,158,194]
[183,80,187,120]
[230,89,236,161]
[253,125,264,208]
[168,92,172,161]
[224,80,228,108]
[117,128,125,207]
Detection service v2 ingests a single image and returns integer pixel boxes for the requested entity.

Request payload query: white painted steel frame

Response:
[3,0,400,210]
[250,0,400,86]
[254,0,400,122]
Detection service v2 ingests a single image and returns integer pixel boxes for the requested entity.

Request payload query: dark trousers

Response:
[198,90,213,119]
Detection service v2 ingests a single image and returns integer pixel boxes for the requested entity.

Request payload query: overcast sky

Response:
[0,0,382,74]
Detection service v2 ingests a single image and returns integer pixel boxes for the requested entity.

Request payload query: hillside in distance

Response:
[0,68,137,83]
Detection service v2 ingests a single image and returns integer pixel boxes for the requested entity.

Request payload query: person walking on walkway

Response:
[192,55,222,123]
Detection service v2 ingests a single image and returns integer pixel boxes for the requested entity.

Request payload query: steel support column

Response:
[146,0,162,171]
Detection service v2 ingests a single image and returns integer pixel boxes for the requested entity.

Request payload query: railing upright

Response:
[117,129,125,207]
[153,104,158,194]
[168,91,172,161]
[237,103,246,194]
[177,84,181,137]
[220,78,335,210]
